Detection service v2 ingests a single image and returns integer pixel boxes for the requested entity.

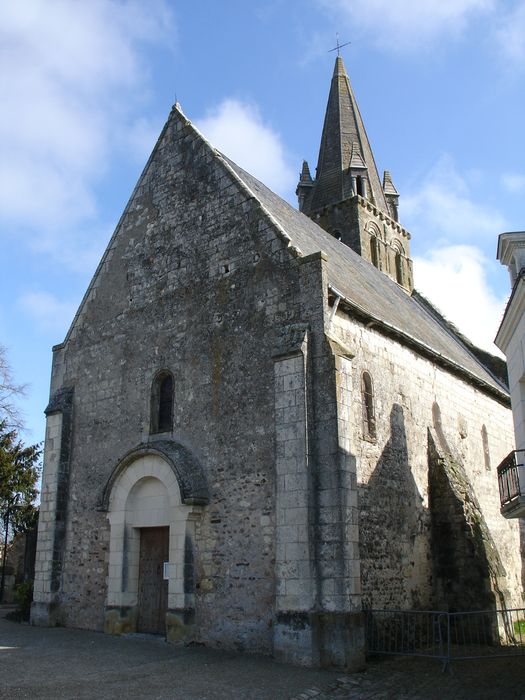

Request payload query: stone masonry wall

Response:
[331,310,523,611]
[38,108,314,651]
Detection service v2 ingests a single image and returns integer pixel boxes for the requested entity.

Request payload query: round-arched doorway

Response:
[103,452,203,638]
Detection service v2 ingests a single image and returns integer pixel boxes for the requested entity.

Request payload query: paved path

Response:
[0,607,523,699]
[313,655,525,700]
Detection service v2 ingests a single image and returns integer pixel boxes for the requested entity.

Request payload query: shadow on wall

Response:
[358,402,509,612]
[359,403,428,610]
[429,402,508,613]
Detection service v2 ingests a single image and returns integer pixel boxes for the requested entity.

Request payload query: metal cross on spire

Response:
[328,33,351,56]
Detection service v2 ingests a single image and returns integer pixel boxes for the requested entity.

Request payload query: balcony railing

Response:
[497,450,525,518]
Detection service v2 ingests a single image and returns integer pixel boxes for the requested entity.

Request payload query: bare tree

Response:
[0,344,26,429]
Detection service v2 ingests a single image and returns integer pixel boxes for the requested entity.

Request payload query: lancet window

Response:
[481,425,491,471]
[361,371,376,440]
[392,240,405,285]
[150,370,174,434]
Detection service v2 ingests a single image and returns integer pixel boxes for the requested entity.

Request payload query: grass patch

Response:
[513,619,525,635]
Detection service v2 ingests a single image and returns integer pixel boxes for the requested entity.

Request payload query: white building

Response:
[495,232,525,518]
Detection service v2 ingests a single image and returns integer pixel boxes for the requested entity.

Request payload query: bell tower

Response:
[297,57,413,292]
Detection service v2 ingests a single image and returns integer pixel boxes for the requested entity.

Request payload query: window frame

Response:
[361,371,377,441]
[150,370,174,434]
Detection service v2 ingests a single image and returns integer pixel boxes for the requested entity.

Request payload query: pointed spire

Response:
[306,56,389,215]
[333,55,346,77]
[299,160,314,185]
[383,170,399,221]
[296,160,314,213]
[349,142,366,169]
[297,57,412,291]
[382,170,399,196]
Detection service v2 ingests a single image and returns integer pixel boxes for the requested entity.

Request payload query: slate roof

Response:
[220,154,508,401]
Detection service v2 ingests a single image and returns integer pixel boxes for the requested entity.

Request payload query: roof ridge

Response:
[216,152,304,258]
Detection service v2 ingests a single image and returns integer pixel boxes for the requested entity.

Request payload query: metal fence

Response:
[365,608,525,669]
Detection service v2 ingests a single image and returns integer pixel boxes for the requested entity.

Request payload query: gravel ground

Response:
[1,606,523,699]
[0,606,338,699]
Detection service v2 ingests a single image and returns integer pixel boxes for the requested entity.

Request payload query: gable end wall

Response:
[34,111,320,651]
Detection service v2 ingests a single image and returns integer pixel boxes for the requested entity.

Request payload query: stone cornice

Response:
[357,195,411,240]
[497,231,525,266]
[495,275,525,354]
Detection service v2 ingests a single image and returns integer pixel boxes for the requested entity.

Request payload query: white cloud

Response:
[414,245,505,354]
[321,0,494,51]
[0,158,96,233]
[19,291,79,335]
[402,155,507,244]
[501,172,525,194]
[0,0,175,253]
[404,156,511,353]
[195,99,296,199]
[494,1,525,63]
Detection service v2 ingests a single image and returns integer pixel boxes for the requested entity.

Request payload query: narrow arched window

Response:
[356,176,365,197]
[481,425,491,471]
[361,371,376,440]
[395,251,403,284]
[150,371,174,434]
[370,237,379,268]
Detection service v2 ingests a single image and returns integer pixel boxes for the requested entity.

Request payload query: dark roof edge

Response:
[217,153,304,258]
[328,286,510,407]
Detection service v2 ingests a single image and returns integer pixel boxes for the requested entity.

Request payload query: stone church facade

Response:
[31,57,523,668]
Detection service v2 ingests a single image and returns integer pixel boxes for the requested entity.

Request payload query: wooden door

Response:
[137,526,169,634]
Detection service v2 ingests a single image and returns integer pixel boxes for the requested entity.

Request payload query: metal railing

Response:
[365,609,448,660]
[365,608,525,669]
[497,450,524,506]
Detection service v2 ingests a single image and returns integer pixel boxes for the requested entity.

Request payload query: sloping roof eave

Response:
[221,157,507,399]
[328,287,510,406]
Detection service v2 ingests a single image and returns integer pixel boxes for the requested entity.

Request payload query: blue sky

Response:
[1,0,524,446]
